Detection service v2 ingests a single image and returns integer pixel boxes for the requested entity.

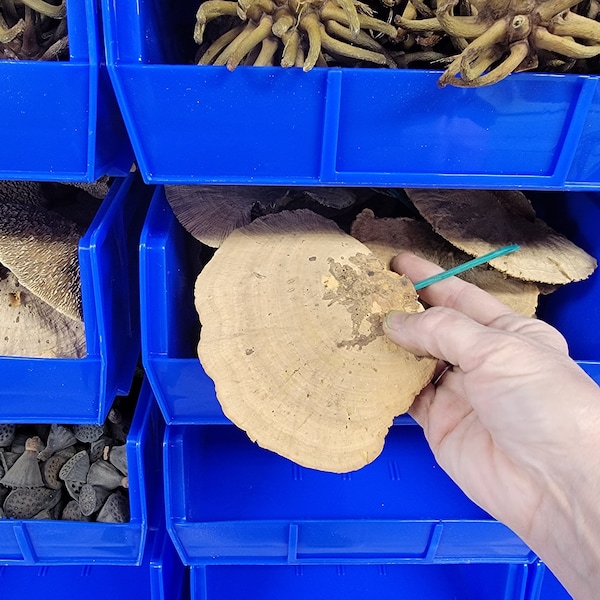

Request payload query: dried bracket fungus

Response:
[0,0,68,61]
[195,0,400,69]
[195,209,436,473]
[351,208,540,316]
[0,180,107,358]
[404,188,597,284]
[165,184,359,247]
[396,0,600,86]
[0,409,130,522]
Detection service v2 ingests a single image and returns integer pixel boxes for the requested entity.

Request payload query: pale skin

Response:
[383,252,600,600]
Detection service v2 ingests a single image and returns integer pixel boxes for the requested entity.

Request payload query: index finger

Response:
[391,252,516,326]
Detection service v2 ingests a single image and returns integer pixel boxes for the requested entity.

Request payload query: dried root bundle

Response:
[194,0,600,84]
[195,0,400,69]
[395,0,600,86]
[0,0,68,61]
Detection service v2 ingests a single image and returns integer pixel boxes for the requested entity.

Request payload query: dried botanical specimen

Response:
[395,0,600,86]
[0,0,68,61]
[195,0,400,69]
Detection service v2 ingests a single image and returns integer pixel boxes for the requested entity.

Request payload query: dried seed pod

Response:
[9,433,28,454]
[72,424,105,444]
[3,487,62,519]
[58,449,90,483]
[87,459,128,490]
[0,424,16,447]
[107,445,128,476]
[37,424,77,461]
[89,435,113,463]
[61,499,92,522]
[96,492,130,523]
[107,408,129,444]
[42,451,73,490]
[0,437,44,488]
[64,479,84,501]
[78,483,111,517]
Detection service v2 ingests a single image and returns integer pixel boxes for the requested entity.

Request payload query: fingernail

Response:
[384,310,408,331]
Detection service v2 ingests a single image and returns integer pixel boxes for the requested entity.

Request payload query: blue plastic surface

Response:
[101,0,600,188]
[164,423,534,565]
[0,525,187,600]
[0,172,153,424]
[526,562,573,600]
[0,0,133,181]
[0,377,163,565]
[192,563,530,600]
[141,186,600,425]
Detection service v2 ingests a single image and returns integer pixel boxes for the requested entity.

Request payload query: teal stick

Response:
[413,244,521,291]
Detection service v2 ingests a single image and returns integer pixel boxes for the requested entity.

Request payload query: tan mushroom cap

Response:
[404,188,597,285]
[351,210,540,317]
[195,209,436,473]
[0,267,86,358]
[0,203,84,320]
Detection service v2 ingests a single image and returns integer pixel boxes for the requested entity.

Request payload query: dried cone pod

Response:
[107,444,128,476]
[0,424,16,447]
[37,424,77,461]
[350,209,540,317]
[78,483,111,517]
[195,209,436,473]
[61,499,93,522]
[87,459,128,490]
[42,448,76,490]
[59,449,90,483]
[404,188,598,284]
[0,436,44,488]
[3,487,62,519]
[96,492,130,523]
[72,424,105,444]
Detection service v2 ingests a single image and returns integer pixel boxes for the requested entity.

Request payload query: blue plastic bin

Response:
[0,0,133,181]
[101,0,600,188]
[0,526,187,600]
[191,563,530,600]
[0,172,153,424]
[141,186,600,425]
[164,422,534,565]
[526,562,572,600]
[0,377,163,565]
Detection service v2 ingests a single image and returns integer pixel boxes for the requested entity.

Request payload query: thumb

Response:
[383,306,498,372]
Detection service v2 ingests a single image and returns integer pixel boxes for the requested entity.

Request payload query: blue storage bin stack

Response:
[1,0,133,181]
[0,172,153,423]
[101,0,600,189]
[139,185,594,599]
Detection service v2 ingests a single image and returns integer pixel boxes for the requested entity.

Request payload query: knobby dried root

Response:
[0,0,68,60]
[395,0,600,86]
[195,0,400,70]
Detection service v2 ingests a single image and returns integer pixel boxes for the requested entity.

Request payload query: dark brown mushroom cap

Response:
[0,203,84,319]
[351,209,540,317]
[165,185,291,248]
[404,188,597,284]
[195,209,436,473]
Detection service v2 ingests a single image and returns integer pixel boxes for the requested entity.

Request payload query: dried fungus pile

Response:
[194,0,600,85]
[173,185,596,473]
[0,179,108,359]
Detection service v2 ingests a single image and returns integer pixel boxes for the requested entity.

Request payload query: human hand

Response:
[383,252,600,600]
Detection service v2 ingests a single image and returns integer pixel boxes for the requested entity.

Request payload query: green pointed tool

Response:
[413,244,521,291]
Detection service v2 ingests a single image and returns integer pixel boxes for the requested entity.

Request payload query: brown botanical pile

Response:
[0,0,68,61]
[193,0,600,85]
[195,0,400,69]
